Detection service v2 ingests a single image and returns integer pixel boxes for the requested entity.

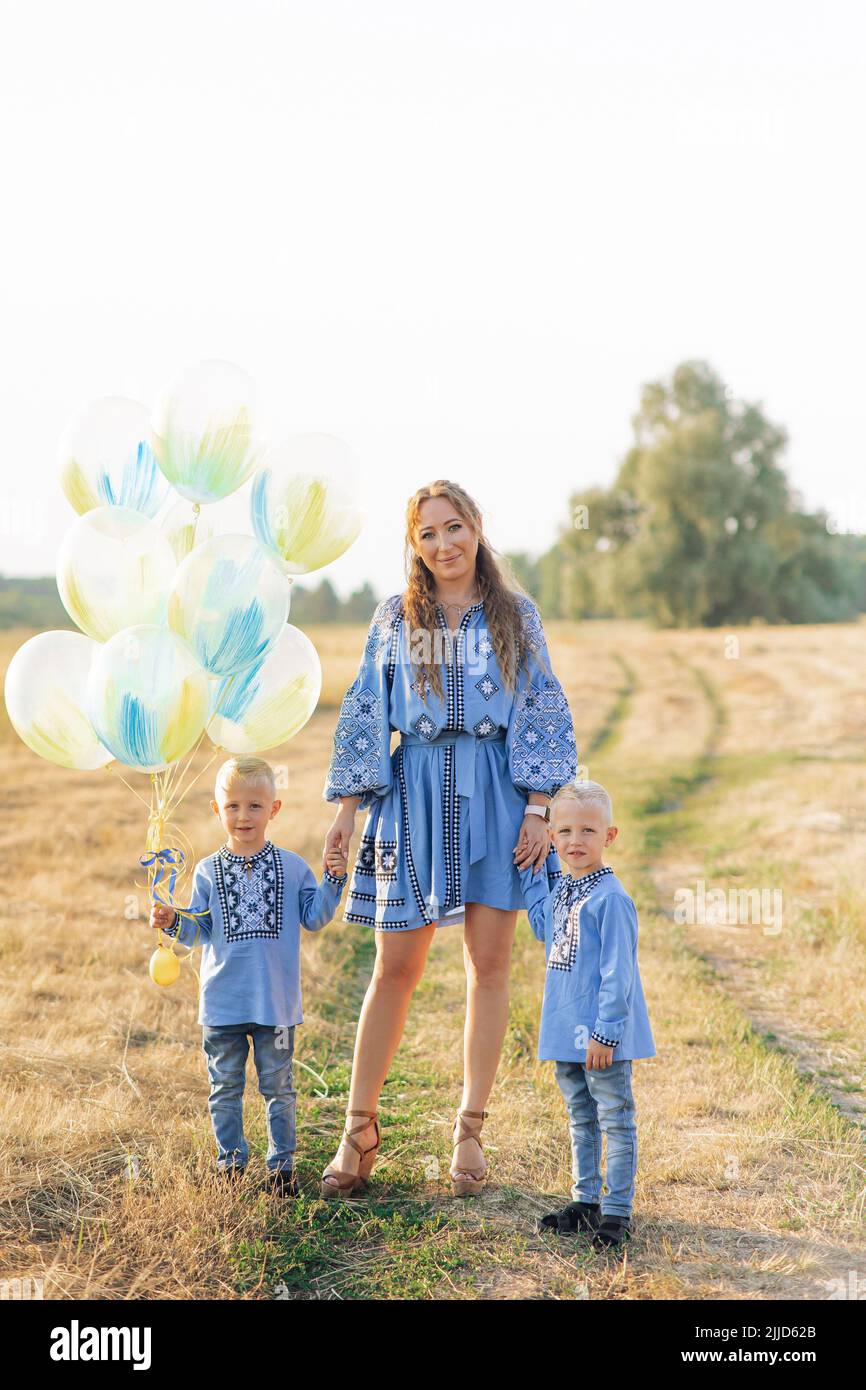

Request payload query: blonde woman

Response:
[320,480,577,1197]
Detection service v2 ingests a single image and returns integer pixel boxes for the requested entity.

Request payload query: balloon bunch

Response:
[4,360,362,982]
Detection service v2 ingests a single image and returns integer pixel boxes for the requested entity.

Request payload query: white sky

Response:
[2,0,865,599]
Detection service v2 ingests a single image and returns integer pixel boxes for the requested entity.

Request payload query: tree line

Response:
[0,573,380,632]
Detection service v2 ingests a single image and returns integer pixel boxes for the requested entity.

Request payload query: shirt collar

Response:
[563,865,613,895]
[218,840,273,866]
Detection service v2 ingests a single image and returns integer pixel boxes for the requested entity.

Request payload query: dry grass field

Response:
[1,618,865,1300]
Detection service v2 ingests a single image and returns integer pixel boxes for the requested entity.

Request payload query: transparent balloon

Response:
[208,623,322,753]
[3,630,113,770]
[57,506,177,643]
[160,498,217,564]
[58,396,169,519]
[167,534,290,677]
[152,359,264,504]
[250,434,363,576]
[87,624,210,772]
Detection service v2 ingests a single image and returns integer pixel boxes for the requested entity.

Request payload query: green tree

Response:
[518,360,863,627]
[342,581,379,622]
[611,361,794,626]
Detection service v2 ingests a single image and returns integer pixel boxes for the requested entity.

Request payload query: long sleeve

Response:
[506,596,577,796]
[518,860,553,942]
[323,595,401,807]
[161,860,213,947]
[592,894,638,1046]
[299,865,347,932]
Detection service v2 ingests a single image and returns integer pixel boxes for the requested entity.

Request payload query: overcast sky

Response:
[2,0,864,599]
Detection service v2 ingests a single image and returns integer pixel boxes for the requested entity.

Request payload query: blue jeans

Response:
[201,1023,296,1173]
[554,1059,637,1218]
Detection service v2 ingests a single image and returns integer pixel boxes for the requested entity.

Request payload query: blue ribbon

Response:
[139,847,185,910]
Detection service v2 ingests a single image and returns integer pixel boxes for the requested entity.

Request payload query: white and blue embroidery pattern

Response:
[516,593,546,661]
[363,593,403,664]
[214,840,284,942]
[438,601,483,913]
[510,675,576,793]
[548,867,613,973]
[327,683,386,797]
[324,595,402,801]
[345,828,412,928]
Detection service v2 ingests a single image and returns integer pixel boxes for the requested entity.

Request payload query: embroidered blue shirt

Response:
[162,841,346,1027]
[519,862,656,1062]
[323,592,577,806]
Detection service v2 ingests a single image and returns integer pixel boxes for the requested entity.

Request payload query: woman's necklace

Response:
[435,588,481,621]
[436,589,481,641]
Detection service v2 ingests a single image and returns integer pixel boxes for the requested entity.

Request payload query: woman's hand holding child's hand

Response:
[324,847,348,879]
[513,813,551,872]
[324,805,356,878]
[150,902,177,932]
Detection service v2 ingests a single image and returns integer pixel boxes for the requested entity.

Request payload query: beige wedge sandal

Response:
[320,1110,380,1200]
[450,1108,488,1197]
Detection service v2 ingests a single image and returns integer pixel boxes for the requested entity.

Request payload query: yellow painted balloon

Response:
[152,359,264,504]
[149,945,180,987]
[58,396,168,518]
[56,505,177,642]
[3,630,113,770]
[250,434,363,576]
[207,622,321,753]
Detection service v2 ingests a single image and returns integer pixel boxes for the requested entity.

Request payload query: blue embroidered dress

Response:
[162,841,346,1026]
[323,593,577,931]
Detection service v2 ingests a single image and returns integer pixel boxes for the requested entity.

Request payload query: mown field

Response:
[1,619,864,1300]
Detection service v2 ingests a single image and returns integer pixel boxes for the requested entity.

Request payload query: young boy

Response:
[150,755,348,1196]
[516,779,655,1249]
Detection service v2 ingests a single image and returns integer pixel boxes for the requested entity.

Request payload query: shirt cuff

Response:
[324,869,347,887]
[161,912,180,936]
[591,1020,624,1047]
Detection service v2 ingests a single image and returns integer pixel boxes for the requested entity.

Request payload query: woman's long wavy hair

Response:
[402,480,532,704]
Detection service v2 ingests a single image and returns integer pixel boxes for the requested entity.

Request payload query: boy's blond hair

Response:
[214,756,277,801]
[551,778,613,825]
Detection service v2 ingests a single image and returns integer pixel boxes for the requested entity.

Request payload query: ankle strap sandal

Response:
[320,1109,380,1200]
[450,1108,488,1197]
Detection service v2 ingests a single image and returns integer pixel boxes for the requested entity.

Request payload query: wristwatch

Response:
[524,803,551,823]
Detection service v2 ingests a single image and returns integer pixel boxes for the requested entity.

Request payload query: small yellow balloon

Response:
[149,945,181,987]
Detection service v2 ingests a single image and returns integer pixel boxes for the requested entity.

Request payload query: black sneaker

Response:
[262,1169,299,1198]
[537,1201,601,1235]
[591,1216,631,1249]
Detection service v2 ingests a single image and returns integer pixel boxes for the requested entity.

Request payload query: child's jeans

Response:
[554,1059,637,1217]
[201,1023,296,1174]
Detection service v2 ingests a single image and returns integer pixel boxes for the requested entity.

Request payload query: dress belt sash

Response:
[399,728,506,866]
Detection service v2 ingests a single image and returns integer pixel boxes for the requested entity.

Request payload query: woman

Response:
[320,479,577,1197]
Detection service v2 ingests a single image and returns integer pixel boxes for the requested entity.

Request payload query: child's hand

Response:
[150,901,177,932]
[585,1039,615,1070]
[325,849,348,879]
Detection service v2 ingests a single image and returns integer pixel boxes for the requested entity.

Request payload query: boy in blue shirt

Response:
[517,780,655,1249]
[150,756,348,1196]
